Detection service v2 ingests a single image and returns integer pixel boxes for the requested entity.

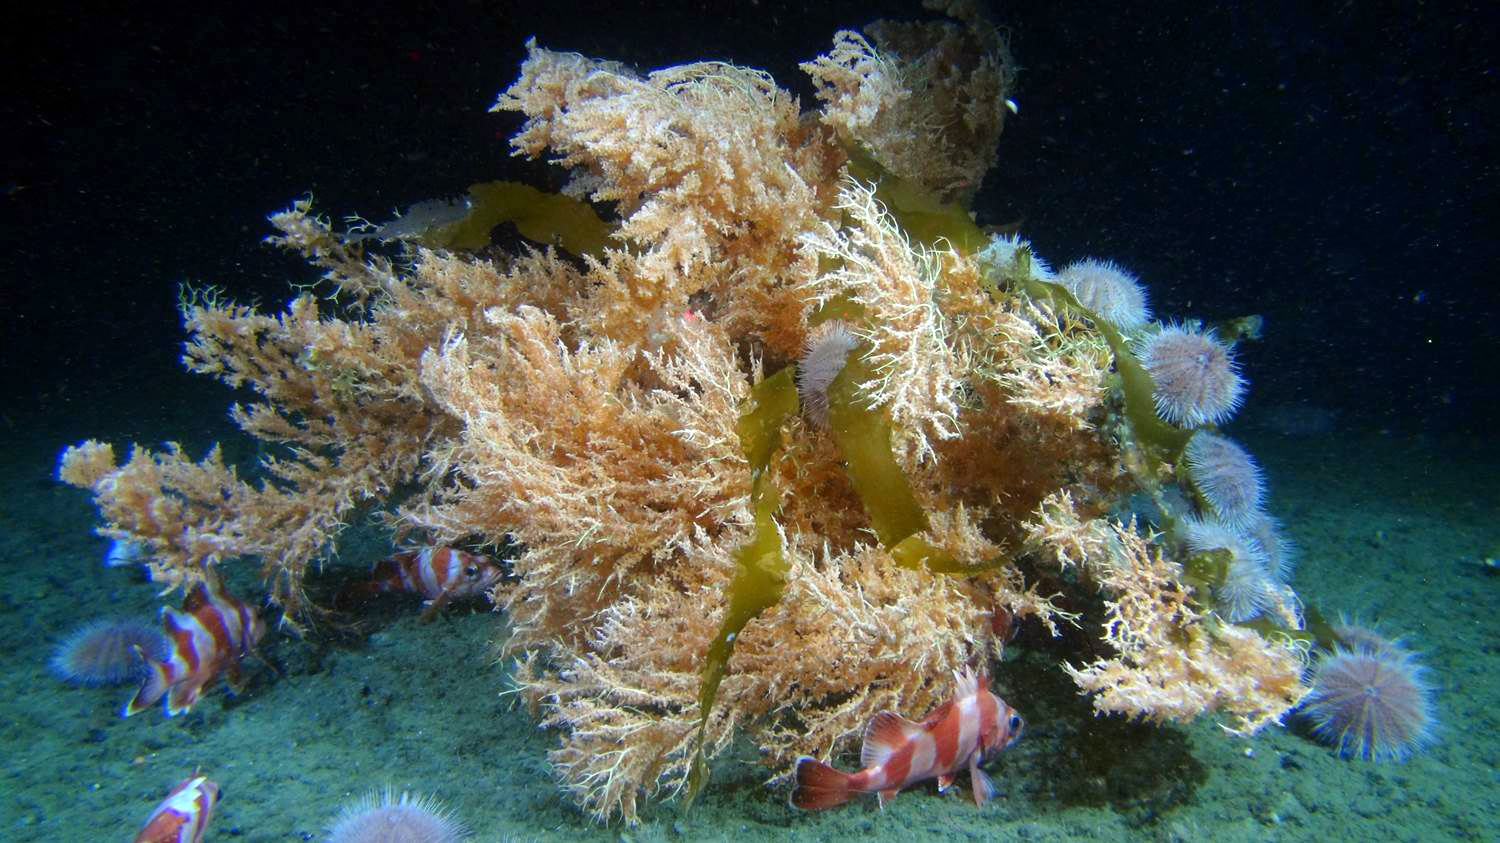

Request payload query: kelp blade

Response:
[685,366,798,806]
[427,180,612,257]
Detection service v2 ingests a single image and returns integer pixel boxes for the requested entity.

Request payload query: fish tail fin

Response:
[124,648,171,717]
[790,757,856,811]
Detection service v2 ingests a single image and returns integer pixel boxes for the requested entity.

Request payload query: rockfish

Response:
[132,774,218,843]
[126,577,265,717]
[360,545,503,622]
[791,667,1023,810]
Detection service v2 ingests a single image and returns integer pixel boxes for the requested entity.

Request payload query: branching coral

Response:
[60,6,1312,826]
[1061,521,1310,735]
[494,40,842,357]
[803,0,1016,203]
[797,178,967,461]
[411,313,755,654]
[58,206,582,624]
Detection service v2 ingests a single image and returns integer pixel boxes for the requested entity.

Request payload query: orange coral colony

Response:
[59,1,1308,824]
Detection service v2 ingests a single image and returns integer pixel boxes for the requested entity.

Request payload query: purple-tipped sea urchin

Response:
[1301,642,1434,762]
[1138,325,1245,428]
[1183,431,1264,526]
[1055,258,1151,331]
[326,789,467,843]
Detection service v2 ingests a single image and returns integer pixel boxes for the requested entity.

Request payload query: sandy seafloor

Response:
[2,390,1497,843]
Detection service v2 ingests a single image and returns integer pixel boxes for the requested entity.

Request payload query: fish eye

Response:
[464,565,478,577]
[1009,715,1023,732]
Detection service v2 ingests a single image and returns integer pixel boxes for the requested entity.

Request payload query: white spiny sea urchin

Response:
[1241,511,1295,582]
[325,789,467,843]
[49,617,167,687]
[1183,430,1264,526]
[1179,516,1276,622]
[1054,258,1151,331]
[1137,324,1245,428]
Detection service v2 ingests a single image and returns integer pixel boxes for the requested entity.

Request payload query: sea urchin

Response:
[49,617,167,687]
[1301,642,1434,762]
[1054,258,1151,331]
[326,789,467,843]
[1138,325,1245,428]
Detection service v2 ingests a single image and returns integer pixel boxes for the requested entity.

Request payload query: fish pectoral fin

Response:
[166,673,210,716]
[418,591,454,623]
[937,774,956,793]
[877,788,900,809]
[224,661,244,691]
[124,654,173,718]
[970,765,997,807]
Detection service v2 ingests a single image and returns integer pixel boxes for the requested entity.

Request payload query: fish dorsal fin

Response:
[862,711,921,769]
[916,668,982,729]
[953,667,981,700]
[182,574,234,615]
[161,606,193,638]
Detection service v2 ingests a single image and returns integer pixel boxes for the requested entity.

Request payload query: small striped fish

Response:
[133,775,218,843]
[791,668,1023,810]
[126,577,264,717]
[363,546,502,622]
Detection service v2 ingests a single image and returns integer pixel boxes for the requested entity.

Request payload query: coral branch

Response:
[61,5,1312,823]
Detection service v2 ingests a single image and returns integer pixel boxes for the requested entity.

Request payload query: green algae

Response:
[824,344,998,575]
[843,143,988,256]
[425,181,613,257]
[1301,602,1339,650]
[825,354,928,549]
[1212,313,1264,344]
[1180,547,1233,598]
[808,291,866,328]
[685,365,798,806]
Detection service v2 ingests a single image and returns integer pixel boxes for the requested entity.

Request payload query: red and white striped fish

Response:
[126,577,265,717]
[133,774,218,843]
[791,667,1023,811]
[361,546,503,622]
